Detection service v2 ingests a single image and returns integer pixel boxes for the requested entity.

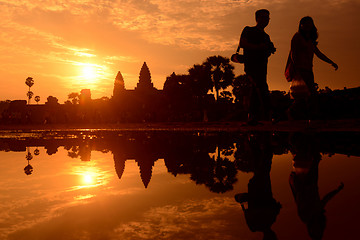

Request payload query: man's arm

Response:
[240,36,267,50]
[239,27,267,51]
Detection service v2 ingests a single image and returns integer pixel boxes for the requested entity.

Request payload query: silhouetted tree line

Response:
[163,55,360,122]
[1,55,360,124]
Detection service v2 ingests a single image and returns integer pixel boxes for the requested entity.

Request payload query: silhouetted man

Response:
[238,9,276,125]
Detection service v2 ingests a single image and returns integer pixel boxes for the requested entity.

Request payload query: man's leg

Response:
[258,82,271,121]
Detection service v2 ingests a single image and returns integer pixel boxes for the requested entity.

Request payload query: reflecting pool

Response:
[0,130,359,240]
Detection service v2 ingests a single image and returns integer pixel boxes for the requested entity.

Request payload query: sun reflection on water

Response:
[74,194,95,201]
[83,173,94,185]
[68,165,110,192]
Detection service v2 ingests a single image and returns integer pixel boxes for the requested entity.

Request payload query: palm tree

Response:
[25,77,34,104]
[27,91,34,103]
[24,147,33,175]
[188,64,213,97]
[24,163,33,175]
[232,74,252,109]
[188,64,213,121]
[35,96,40,104]
[203,56,235,101]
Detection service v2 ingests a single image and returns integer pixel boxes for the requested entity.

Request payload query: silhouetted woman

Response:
[286,17,338,119]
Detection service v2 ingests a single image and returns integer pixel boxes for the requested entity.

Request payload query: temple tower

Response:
[113,71,125,99]
[113,152,126,180]
[137,158,155,188]
[135,62,155,91]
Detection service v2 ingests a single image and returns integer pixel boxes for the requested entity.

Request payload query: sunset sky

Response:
[0,0,359,103]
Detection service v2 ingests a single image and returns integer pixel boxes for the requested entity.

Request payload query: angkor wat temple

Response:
[111,62,165,122]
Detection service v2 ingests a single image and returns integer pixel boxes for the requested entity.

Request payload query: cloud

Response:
[112,197,241,240]
[0,0,359,100]
[0,2,140,99]
[5,196,241,240]
[0,0,251,51]
[1,0,358,54]
[107,0,250,50]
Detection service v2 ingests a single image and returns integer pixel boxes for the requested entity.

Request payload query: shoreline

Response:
[1,119,360,133]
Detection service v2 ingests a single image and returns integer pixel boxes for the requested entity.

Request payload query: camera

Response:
[268,42,276,54]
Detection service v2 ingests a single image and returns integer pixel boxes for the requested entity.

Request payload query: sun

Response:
[83,174,94,185]
[82,65,97,80]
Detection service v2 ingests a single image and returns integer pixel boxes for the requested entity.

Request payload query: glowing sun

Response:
[82,65,97,80]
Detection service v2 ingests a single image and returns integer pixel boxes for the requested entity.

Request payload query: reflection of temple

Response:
[112,133,161,188]
[113,156,155,188]
[113,150,157,188]
[1,131,360,190]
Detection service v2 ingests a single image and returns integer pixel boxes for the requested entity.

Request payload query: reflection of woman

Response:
[289,133,343,240]
[286,17,338,119]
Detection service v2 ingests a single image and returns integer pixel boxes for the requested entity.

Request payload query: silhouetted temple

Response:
[113,62,159,97]
[113,62,156,98]
[111,62,164,122]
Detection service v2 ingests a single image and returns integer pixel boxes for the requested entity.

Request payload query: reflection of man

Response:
[289,133,344,240]
[238,9,276,124]
[235,133,281,240]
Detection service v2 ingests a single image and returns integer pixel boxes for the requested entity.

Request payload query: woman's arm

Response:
[320,182,344,208]
[314,46,338,70]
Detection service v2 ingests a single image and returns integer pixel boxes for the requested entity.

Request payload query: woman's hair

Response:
[299,16,318,44]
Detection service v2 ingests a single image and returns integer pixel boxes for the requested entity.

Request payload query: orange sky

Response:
[0,0,359,103]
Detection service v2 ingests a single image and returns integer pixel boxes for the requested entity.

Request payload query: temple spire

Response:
[136,62,154,90]
[113,152,126,180]
[113,71,125,99]
[137,158,155,188]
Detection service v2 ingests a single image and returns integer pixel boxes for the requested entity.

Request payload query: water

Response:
[0,130,359,240]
